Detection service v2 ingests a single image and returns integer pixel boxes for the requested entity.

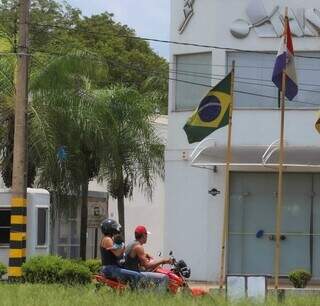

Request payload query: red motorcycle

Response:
[95,252,207,296]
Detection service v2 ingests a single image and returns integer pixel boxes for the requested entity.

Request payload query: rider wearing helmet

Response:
[100,218,142,288]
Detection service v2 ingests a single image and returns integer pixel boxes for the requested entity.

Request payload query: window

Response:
[175,52,212,111]
[37,207,48,246]
[54,203,80,258]
[0,208,11,245]
[227,52,320,108]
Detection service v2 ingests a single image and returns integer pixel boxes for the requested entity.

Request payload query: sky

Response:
[59,0,170,59]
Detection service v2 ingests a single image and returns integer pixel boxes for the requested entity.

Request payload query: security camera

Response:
[208,188,221,196]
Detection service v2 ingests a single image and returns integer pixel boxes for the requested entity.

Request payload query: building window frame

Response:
[226,50,320,110]
[0,207,11,247]
[36,206,48,248]
[173,51,213,112]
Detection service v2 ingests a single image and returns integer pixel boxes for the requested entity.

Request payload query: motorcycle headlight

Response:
[181,267,191,278]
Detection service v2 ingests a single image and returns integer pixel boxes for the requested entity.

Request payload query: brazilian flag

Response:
[183,72,232,144]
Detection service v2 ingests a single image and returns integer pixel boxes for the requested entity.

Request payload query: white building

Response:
[165,0,320,282]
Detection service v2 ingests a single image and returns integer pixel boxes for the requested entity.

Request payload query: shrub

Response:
[0,262,7,278]
[289,269,312,288]
[59,261,91,285]
[22,255,91,285]
[83,259,101,275]
[22,255,64,283]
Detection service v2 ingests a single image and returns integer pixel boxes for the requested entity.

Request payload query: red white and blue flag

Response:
[272,17,298,101]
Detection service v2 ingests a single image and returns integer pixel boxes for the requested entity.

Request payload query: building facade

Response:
[165,0,320,282]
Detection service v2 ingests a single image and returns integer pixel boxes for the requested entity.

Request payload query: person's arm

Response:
[135,245,171,270]
[101,237,124,257]
[145,253,154,260]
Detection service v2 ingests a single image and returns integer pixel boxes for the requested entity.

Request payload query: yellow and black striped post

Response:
[8,198,27,279]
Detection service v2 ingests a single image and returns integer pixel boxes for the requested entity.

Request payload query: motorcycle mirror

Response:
[169,251,173,256]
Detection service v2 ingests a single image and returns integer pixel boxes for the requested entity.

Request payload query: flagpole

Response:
[219,60,235,289]
[274,7,288,290]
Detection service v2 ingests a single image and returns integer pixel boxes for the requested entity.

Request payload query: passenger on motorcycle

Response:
[100,219,142,289]
[124,225,171,291]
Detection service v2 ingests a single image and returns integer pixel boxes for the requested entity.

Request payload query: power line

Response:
[1,48,320,90]
[0,52,27,56]
[169,69,320,94]
[170,68,320,88]
[171,62,320,72]
[167,77,320,107]
[23,20,320,61]
[33,49,320,103]
[1,48,320,108]
[2,14,320,61]
[44,21,320,77]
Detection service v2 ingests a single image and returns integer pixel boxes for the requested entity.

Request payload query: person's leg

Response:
[112,267,143,289]
[101,265,115,278]
[141,272,169,292]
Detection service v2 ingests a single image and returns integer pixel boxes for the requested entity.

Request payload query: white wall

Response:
[108,174,165,256]
[167,0,320,281]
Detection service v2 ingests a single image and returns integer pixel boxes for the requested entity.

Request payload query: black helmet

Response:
[100,219,121,236]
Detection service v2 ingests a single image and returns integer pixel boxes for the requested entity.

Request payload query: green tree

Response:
[0,55,15,187]
[0,0,167,258]
[30,52,110,260]
[0,45,37,187]
[1,1,168,113]
[98,86,164,238]
[0,0,82,188]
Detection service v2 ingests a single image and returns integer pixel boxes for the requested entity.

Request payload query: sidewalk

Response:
[188,281,216,291]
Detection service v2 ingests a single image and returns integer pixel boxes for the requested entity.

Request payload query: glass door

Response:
[228,172,311,275]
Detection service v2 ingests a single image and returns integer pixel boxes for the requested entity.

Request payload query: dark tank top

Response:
[100,241,118,266]
[124,241,140,271]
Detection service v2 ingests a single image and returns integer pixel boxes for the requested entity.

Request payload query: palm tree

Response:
[0,50,38,187]
[0,40,164,258]
[98,85,165,239]
[0,55,15,187]
[30,52,110,260]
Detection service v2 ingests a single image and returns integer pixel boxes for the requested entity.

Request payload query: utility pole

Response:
[8,0,30,280]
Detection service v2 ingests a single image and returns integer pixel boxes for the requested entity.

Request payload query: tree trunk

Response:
[117,194,125,240]
[80,179,89,260]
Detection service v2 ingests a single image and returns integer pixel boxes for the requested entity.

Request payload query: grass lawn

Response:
[0,284,320,306]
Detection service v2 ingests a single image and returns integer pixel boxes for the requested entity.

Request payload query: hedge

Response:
[82,259,101,274]
[22,256,91,285]
[0,262,7,279]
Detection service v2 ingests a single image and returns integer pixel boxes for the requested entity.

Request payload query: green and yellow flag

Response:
[183,72,232,144]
